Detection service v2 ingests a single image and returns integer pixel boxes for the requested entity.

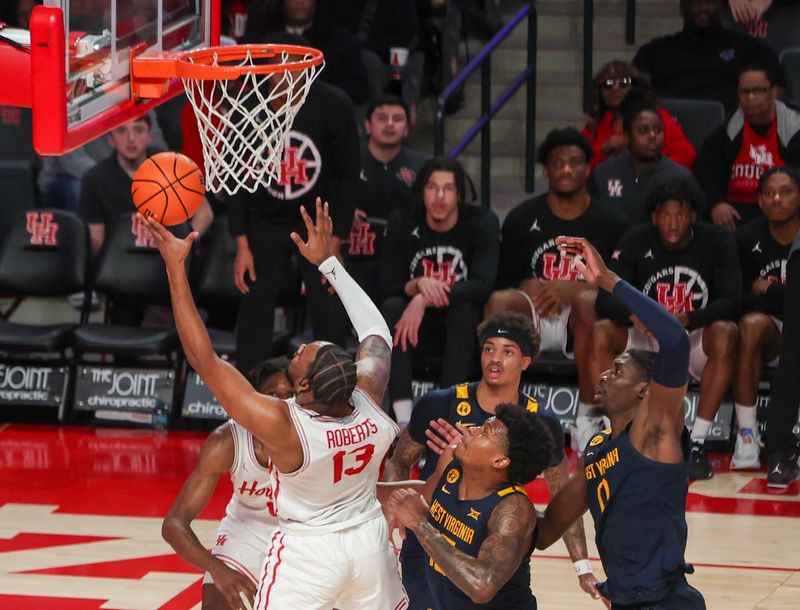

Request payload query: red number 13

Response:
[332,444,375,484]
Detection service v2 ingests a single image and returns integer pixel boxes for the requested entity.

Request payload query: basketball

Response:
[131,152,205,226]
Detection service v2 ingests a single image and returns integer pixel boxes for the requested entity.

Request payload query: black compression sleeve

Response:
[611,280,690,388]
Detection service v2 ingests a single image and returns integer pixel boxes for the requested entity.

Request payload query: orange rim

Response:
[175,44,324,80]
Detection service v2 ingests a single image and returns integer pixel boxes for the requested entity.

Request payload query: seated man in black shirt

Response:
[485,128,627,455]
[633,0,781,112]
[590,89,695,224]
[593,178,741,480]
[731,166,800,471]
[380,157,500,428]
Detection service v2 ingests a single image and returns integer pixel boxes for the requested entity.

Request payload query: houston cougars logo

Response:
[530,239,585,281]
[348,222,377,256]
[409,246,468,287]
[643,266,708,314]
[131,214,156,248]
[26,212,59,246]
[267,130,321,200]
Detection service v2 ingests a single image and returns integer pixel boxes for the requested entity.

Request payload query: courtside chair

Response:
[780,48,800,108]
[0,209,90,419]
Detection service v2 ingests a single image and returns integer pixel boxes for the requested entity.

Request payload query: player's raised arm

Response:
[557,236,690,461]
[142,215,289,447]
[292,198,393,405]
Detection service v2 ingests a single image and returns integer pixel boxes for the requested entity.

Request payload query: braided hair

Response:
[306,344,358,405]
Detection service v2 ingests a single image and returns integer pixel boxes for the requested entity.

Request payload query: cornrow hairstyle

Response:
[495,404,555,485]
[626,349,657,383]
[307,344,358,405]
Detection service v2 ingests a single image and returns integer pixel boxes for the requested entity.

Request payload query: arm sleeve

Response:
[595,229,638,324]
[496,211,527,288]
[693,126,734,215]
[659,108,697,169]
[686,232,742,329]
[407,392,450,445]
[448,211,500,305]
[326,95,360,239]
[611,280,690,388]
[380,212,412,299]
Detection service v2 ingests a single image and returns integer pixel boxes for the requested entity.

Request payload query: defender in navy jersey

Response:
[485,128,627,457]
[385,404,555,609]
[731,167,800,470]
[536,236,705,609]
[593,179,741,480]
[383,312,599,608]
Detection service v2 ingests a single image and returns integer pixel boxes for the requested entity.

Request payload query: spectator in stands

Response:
[765,226,800,487]
[590,88,696,223]
[348,95,429,300]
[227,69,360,374]
[633,0,782,112]
[693,62,800,230]
[723,0,800,55]
[583,61,696,172]
[484,127,628,454]
[39,113,168,213]
[731,166,800,470]
[380,157,499,427]
[79,115,212,258]
[245,0,369,106]
[593,179,741,480]
[327,0,422,111]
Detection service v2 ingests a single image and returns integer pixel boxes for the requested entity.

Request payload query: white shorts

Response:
[514,289,573,358]
[627,327,707,381]
[254,514,408,610]
[203,516,277,587]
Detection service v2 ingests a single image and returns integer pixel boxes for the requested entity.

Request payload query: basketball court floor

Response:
[0,423,797,609]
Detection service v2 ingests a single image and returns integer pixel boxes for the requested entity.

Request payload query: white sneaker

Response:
[730,428,761,470]
[570,415,605,457]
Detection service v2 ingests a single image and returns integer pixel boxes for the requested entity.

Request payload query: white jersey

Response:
[274,388,399,534]
[224,420,279,543]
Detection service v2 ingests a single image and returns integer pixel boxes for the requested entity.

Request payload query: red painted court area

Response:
[0,424,798,609]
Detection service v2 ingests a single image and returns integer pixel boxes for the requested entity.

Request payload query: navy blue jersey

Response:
[408,382,565,481]
[583,425,694,606]
[425,460,536,610]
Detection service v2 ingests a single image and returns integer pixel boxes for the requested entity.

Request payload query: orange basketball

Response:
[131,152,205,226]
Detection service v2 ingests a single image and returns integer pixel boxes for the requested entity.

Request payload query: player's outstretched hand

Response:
[387,488,430,538]
[139,213,198,269]
[208,560,257,610]
[556,236,618,292]
[290,197,335,266]
[425,418,463,456]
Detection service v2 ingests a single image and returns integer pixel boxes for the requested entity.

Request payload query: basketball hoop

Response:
[132,44,324,195]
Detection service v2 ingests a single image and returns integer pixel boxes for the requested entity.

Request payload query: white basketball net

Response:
[181,48,323,195]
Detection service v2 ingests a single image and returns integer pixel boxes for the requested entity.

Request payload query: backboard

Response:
[0,0,219,154]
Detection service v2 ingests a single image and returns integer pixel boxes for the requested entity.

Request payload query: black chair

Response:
[780,48,800,108]
[71,214,187,361]
[0,209,90,355]
[658,97,727,152]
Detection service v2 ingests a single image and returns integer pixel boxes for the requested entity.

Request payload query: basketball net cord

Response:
[181,49,324,195]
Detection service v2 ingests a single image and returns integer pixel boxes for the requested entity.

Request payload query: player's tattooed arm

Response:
[382,427,425,481]
[543,460,588,562]
[355,335,392,404]
[413,493,535,604]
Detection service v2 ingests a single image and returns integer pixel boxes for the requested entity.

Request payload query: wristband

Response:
[573,559,592,576]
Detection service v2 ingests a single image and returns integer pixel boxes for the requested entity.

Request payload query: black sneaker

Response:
[767,451,800,488]
[689,441,713,480]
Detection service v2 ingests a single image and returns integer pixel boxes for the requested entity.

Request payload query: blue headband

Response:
[480,326,533,357]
